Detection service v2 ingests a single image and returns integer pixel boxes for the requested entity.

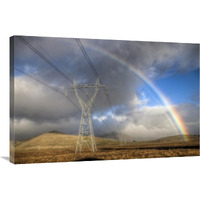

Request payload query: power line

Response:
[15,67,81,111]
[28,36,69,77]
[75,38,100,79]
[17,36,73,84]
[16,68,105,134]
[17,36,100,123]
[75,38,120,131]
[17,36,113,134]
[18,36,100,112]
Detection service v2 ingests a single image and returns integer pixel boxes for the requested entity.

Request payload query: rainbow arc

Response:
[85,43,190,141]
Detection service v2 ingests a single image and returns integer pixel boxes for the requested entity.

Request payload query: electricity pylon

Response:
[66,78,107,153]
[118,133,127,146]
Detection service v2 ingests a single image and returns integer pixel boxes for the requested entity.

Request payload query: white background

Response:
[0,1,199,200]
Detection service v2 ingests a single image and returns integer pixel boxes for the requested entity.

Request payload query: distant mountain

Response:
[151,135,199,143]
[99,133,119,140]
[48,130,65,134]
[99,133,199,143]
[99,133,137,142]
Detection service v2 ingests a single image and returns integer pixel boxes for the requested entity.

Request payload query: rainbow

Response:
[84,43,190,141]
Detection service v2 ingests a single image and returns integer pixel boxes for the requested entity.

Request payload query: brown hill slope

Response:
[15,132,120,151]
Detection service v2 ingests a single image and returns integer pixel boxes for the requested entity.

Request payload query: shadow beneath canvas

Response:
[76,157,103,162]
[1,157,9,162]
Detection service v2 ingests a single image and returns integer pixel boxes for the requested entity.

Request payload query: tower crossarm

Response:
[65,77,108,99]
[68,83,107,90]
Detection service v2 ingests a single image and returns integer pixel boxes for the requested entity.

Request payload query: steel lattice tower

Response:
[66,78,107,153]
[118,134,127,146]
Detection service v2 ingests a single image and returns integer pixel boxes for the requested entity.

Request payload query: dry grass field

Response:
[11,132,199,164]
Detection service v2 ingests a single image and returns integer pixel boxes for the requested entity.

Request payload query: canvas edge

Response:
[10,36,15,164]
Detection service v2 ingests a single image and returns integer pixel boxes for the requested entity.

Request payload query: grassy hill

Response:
[15,132,120,151]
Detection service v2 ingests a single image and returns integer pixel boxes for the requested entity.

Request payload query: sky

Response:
[11,36,199,141]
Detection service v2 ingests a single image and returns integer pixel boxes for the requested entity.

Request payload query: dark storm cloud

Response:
[13,36,199,140]
[15,36,199,107]
[15,36,141,111]
[83,39,199,78]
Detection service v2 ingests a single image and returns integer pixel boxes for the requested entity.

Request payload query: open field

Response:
[11,133,200,164]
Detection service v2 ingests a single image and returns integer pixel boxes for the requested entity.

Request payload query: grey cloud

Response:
[14,117,80,140]
[176,103,199,123]
[14,76,80,125]
[15,36,198,109]
[13,36,199,140]
[113,103,199,141]
[83,39,199,79]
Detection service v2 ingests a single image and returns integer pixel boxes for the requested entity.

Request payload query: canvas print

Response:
[10,36,199,164]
